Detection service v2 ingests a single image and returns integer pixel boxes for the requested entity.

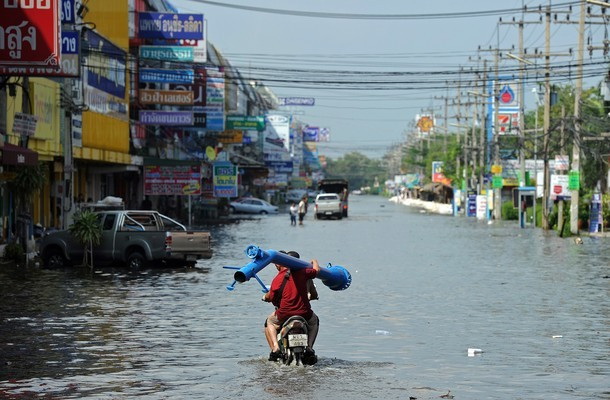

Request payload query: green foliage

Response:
[2,242,24,264]
[69,210,102,247]
[8,163,48,212]
[324,152,388,191]
[501,201,519,220]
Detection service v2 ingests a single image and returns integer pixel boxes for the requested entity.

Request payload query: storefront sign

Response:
[0,0,60,66]
[12,112,38,136]
[139,111,193,125]
[303,126,319,142]
[139,68,194,84]
[278,97,315,106]
[213,161,237,198]
[84,30,126,99]
[226,116,265,131]
[139,45,194,62]
[265,161,293,174]
[206,68,225,131]
[144,165,201,196]
[139,89,194,105]
[60,0,75,24]
[0,30,79,76]
[138,12,204,40]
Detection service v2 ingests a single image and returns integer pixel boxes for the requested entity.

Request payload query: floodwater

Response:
[0,195,608,399]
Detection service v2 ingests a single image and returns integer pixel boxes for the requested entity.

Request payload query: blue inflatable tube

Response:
[225,245,352,292]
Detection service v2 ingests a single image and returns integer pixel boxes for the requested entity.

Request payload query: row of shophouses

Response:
[0,0,324,238]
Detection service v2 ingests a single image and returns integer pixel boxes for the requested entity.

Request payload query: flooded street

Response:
[1,195,608,399]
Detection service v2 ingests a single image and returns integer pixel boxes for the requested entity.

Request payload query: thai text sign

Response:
[213,161,238,198]
[139,89,194,105]
[60,0,74,24]
[12,112,38,136]
[0,0,60,66]
[140,68,194,84]
[144,165,202,196]
[139,111,194,125]
[278,97,315,106]
[0,30,79,76]
[139,45,194,62]
[138,12,204,40]
[84,30,126,99]
[568,170,580,190]
[226,116,265,131]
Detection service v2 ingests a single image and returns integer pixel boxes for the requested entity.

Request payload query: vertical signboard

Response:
[206,68,225,131]
[213,161,237,198]
[0,0,61,66]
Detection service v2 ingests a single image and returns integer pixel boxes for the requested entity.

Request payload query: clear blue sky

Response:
[170,0,601,159]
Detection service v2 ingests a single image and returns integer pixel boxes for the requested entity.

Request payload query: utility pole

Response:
[499,12,541,188]
[479,43,516,220]
[571,0,586,234]
[542,0,552,229]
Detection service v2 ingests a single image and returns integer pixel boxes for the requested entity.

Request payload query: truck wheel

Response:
[127,251,147,269]
[43,248,68,268]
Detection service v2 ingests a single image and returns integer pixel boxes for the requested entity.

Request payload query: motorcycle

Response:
[276,316,317,366]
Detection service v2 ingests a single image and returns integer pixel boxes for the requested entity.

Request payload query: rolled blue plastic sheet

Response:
[225,245,352,292]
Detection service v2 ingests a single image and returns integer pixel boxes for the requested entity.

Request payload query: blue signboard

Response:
[303,126,319,142]
[139,68,194,84]
[467,192,477,217]
[84,30,126,99]
[265,161,293,173]
[62,31,79,54]
[61,0,75,24]
[138,12,204,40]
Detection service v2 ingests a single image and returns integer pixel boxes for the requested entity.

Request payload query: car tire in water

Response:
[260,210,268,215]
[229,206,236,214]
[127,251,147,269]
[43,247,68,268]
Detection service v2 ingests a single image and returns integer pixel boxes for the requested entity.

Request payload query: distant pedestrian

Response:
[298,196,308,225]
[289,202,298,226]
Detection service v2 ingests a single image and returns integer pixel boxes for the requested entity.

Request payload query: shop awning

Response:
[1,143,39,166]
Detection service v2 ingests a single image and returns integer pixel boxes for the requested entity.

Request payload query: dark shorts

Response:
[298,213,305,222]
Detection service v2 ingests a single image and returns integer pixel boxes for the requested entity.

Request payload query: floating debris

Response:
[467,348,483,356]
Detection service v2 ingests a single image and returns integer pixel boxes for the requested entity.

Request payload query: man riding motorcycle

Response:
[262,250,320,364]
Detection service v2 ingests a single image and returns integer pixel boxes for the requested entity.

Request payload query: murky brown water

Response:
[1,195,608,399]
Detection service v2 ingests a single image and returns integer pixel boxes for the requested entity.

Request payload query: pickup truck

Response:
[39,210,212,269]
[314,193,343,220]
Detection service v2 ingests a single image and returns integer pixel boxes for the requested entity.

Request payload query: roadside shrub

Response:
[501,201,519,220]
[3,242,24,264]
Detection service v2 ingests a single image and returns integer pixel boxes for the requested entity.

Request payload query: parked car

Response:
[230,197,279,214]
[39,210,213,269]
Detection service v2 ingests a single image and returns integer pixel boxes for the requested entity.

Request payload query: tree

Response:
[8,163,47,214]
[69,210,102,268]
[324,152,388,191]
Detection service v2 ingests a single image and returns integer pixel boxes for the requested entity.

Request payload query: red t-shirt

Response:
[268,267,317,322]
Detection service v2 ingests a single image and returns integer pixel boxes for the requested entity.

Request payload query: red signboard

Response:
[144,165,202,196]
[0,0,61,66]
